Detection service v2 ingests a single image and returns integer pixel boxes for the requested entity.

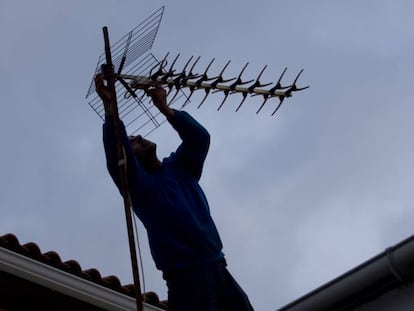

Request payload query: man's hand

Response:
[146,84,174,119]
[95,73,117,116]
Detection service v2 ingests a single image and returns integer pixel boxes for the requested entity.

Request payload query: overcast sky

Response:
[1,1,414,310]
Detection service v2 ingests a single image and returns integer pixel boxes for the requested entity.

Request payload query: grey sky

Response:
[1,1,414,310]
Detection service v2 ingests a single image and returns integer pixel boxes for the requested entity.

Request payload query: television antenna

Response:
[86,7,308,137]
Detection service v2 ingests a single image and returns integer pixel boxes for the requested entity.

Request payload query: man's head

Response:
[128,135,161,171]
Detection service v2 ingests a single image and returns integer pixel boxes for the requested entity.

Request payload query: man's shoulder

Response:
[162,152,178,167]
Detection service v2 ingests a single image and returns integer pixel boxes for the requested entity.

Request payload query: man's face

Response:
[128,135,156,158]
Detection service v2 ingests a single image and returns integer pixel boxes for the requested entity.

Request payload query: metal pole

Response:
[102,26,143,311]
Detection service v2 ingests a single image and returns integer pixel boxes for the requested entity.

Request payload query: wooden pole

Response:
[102,26,143,311]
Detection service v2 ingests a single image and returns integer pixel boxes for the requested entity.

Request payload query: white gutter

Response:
[0,247,164,311]
[278,235,414,311]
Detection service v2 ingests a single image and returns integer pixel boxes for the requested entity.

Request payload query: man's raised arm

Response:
[96,73,143,196]
[146,85,210,180]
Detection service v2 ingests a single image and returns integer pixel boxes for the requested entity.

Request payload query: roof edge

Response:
[0,246,164,311]
[278,234,414,311]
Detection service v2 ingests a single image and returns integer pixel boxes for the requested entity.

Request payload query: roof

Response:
[278,234,414,311]
[0,233,168,310]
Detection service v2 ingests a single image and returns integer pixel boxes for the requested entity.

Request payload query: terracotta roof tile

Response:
[0,233,167,310]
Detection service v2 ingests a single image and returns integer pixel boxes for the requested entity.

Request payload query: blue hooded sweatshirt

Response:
[103,110,224,271]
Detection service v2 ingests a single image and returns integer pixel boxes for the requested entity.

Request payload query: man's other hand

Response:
[146,84,174,119]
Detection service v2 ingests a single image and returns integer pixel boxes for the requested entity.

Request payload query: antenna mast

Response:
[102,27,144,311]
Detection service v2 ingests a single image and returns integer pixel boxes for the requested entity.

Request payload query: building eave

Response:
[0,246,163,311]
[278,234,414,311]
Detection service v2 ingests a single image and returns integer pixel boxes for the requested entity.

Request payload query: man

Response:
[95,73,253,311]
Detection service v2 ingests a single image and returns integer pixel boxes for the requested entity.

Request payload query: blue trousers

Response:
[163,259,254,311]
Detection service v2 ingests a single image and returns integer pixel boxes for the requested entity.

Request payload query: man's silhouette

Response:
[95,73,253,311]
